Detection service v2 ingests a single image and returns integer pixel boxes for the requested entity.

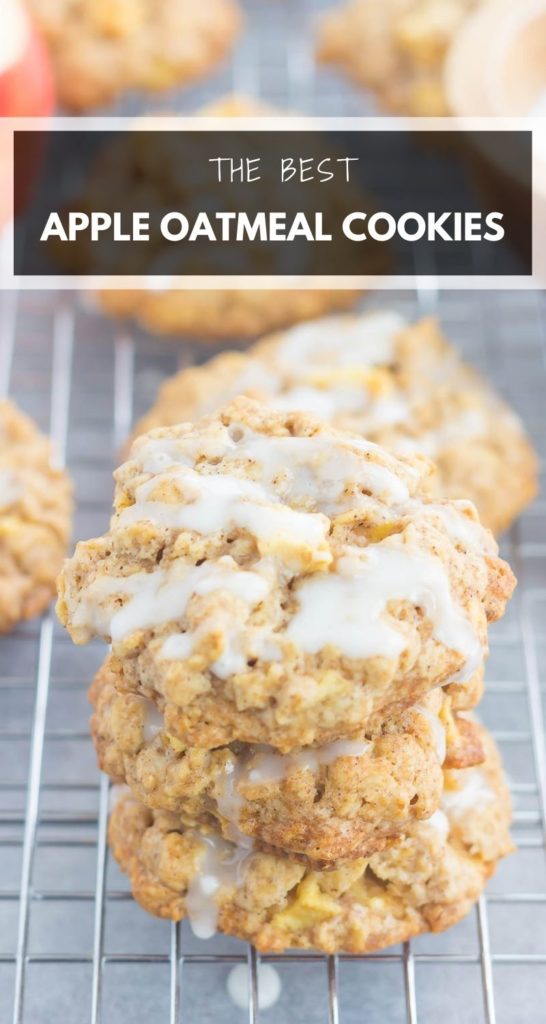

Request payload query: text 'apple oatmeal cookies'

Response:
[57,397,515,752]
[90,655,484,865]
[130,311,537,535]
[108,726,513,951]
[87,95,365,340]
[317,0,479,115]
[0,400,72,634]
[29,0,242,112]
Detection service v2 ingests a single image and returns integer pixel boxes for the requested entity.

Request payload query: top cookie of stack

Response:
[58,397,514,753]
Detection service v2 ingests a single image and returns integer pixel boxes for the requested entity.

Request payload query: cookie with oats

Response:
[57,397,514,751]
[30,0,242,111]
[75,95,367,338]
[130,312,537,534]
[317,0,479,116]
[0,399,72,633]
[90,655,485,865]
[108,727,513,951]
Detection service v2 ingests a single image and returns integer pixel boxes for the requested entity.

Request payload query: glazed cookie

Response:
[108,727,513,951]
[30,0,242,111]
[130,312,537,534]
[58,398,514,751]
[90,656,484,865]
[317,0,479,115]
[0,400,72,633]
[75,96,364,338]
[97,288,360,344]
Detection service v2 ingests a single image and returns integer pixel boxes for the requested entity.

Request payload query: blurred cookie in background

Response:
[97,287,361,343]
[80,96,374,339]
[0,400,72,633]
[130,311,538,535]
[28,0,242,111]
[317,0,479,115]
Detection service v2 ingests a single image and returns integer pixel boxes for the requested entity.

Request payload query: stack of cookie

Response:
[57,395,515,953]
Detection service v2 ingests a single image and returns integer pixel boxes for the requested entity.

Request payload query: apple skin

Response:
[0,17,56,228]
[0,22,55,117]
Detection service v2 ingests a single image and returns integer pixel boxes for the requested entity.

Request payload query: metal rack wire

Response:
[1,1,546,1022]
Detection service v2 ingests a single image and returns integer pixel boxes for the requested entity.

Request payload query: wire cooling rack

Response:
[2,1,546,1022]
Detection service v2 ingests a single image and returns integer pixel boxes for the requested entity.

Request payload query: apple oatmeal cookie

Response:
[130,312,537,534]
[57,398,514,750]
[83,97,364,337]
[30,0,242,111]
[0,399,72,633]
[90,655,484,865]
[108,727,513,951]
[317,0,479,115]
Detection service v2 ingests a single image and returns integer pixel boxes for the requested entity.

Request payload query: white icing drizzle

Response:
[75,525,481,684]
[124,428,414,535]
[134,424,234,475]
[269,384,365,420]
[0,469,23,510]
[190,312,410,429]
[118,466,331,556]
[442,768,494,817]
[214,737,370,846]
[269,385,409,430]
[72,557,271,646]
[419,500,496,555]
[268,381,409,431]
[159,560,279,679]
[245,738,371,785]
[163,619,282,680]
[421,808,450,841]
[286,536,482,680]
[82,533,483,680]
[110,562,266,643]
[215,759,253,848]
[415,704,447,764]
[197,360,276,417]
[142,700,164,743]
[393,409,488,458]
[362,394,410,427]
[190,310,408,423]
[186,832,249,940]
[232,432,412,507]
[277,311,405,370]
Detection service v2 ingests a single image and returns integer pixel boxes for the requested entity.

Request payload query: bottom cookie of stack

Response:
[108,727,513,954]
